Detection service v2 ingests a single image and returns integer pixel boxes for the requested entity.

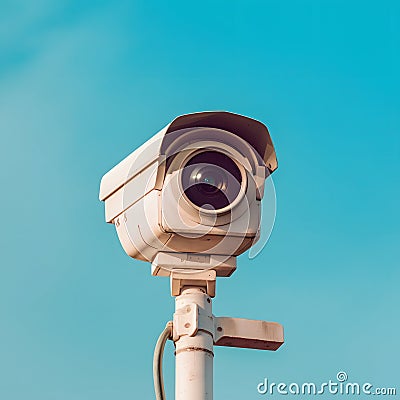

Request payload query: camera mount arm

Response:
[170,271,284,400]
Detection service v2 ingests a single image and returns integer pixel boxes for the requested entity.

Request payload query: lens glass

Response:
[182,151,242,210]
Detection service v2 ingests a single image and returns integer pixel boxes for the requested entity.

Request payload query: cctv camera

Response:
[99,111,277,277]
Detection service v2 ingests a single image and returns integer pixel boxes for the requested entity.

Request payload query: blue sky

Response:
[1,1,399,399]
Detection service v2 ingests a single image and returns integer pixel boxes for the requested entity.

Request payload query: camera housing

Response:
[99,111,277,277]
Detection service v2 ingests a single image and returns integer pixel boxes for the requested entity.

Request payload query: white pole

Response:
[175,286,214,400]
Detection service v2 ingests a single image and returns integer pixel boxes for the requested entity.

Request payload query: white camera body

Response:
[99,112,277,277]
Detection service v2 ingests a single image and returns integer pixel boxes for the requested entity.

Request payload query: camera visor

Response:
[182,151,242,211]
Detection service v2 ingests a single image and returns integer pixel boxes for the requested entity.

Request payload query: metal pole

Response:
[175,286,214,400]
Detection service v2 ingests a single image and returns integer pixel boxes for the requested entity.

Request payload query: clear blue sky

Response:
[1,1,399,399]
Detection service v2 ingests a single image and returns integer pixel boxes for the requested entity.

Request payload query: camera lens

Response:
[194,166,224,194]
[182,151,242,211]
